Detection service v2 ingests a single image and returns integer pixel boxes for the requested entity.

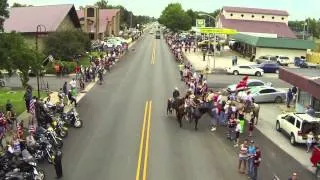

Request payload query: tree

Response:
[0,0,9,32]
[11,3,32,7]
[186,9,199,27]
[159,3,191,32]
[43,30,90,60]
[94,0,108,9]
[0,32,40,87]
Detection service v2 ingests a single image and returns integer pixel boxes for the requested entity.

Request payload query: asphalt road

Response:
[41,32,315,180]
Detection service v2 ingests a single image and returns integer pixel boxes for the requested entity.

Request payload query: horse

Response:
[232,100,260,125]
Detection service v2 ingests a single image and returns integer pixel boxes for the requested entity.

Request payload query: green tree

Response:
[94,0,108,9]
[0,32,40,87]
[0,0,9,32]
[43,30,90,60]
[159,3,192,32]
[11,3,32,7]
[186,9,200,27]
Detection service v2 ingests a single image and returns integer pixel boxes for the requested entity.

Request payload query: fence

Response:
[306,52,320,64]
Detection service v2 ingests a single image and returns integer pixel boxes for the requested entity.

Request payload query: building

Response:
[3,4,81,50]
[230,33,315,60]
[279,68,320,116]
[216,6,295,38]
[77,6,120,40]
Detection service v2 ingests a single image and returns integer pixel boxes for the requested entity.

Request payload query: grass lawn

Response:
[0,88,47,115]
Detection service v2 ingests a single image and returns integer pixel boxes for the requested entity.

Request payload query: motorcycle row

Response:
[0,93,83,180]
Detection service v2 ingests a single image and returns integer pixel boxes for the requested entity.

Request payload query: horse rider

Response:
[185,94,196,121]
[172,87,180,106]
[244,91,253,110]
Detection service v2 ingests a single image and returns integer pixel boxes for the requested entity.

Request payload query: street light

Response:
[35,24,46,98]
[303,21,308,40]
[198,13,217,77]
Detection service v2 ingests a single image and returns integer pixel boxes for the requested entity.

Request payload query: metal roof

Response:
[218,15,296,38]
[223,6,289,16]
[3,4,80,33]
[231,33,316,50]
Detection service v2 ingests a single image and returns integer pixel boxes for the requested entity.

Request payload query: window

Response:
[239,66,251,69]
[87,8,94,17]
[312,97,320,112]
[230,13,233,16]
[241,14,244,17]
[298,90,311,107]
[272,16,275,19]
[270,57,277,61]
[260,89,276,94]
[285,116,295,125]
[282,17,285,20]
[248,82,264,87]
[262,16,265,18]
[251,15,255,18]
[296,120,301,129]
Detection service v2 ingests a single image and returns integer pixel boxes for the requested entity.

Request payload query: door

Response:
[258,88,277,102]
[238,66,251,75]
[283,115,295,133]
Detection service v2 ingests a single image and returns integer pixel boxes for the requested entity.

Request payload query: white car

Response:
[276,112,320,145]
[106,39,122,48]
[226,65,264,76]
[276,56,290,66]
[227,79,272,92]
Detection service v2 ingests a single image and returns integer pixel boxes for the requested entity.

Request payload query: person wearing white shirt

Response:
[70,79,76,89]
[307,131,314,153]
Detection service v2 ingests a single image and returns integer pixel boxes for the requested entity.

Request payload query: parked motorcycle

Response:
[52,118,68,138]
[45,126,63,149]
[4,160,45,180]
[60,107,83,128]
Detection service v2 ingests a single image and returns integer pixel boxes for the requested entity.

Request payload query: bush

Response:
[61,61,76,74]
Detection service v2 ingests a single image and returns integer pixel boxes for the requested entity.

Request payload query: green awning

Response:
[231,33,316,50]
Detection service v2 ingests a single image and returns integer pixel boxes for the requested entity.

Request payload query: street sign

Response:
[196,19,206,27]
[199,27,238,35]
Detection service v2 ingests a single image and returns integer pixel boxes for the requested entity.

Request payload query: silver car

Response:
[238,86,286,103]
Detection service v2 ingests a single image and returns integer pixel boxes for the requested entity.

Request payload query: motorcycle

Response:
[45,126,63,149]
[60,107,83,128]
[52,119,68,138]
[4,160,45,180]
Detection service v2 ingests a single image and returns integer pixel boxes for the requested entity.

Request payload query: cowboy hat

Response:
[226,100,231,105]
[190,94,195,99]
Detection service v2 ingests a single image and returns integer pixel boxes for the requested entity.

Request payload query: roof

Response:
[218,14,296,38]
[77,9,119,33]
[293,113,320,122]
[279,68,320,99]
[231,33,316,50]
[4,4,80,33]
[223,6,289,16]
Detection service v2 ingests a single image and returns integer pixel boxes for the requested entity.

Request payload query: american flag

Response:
[0,112,5,126]
[28,124,36,134]
[30,99,36,116]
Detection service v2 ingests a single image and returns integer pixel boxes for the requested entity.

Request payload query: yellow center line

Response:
[151,41,156,64]
[142,101,152,180]
[135,101,149,180]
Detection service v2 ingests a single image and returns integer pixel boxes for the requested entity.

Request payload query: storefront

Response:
[279,68,320,116]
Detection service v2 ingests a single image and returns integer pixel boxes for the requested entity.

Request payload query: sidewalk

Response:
[183,48,255,73]
[257,104,314,172]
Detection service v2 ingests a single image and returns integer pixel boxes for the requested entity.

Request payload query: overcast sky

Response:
[7,0,319,20]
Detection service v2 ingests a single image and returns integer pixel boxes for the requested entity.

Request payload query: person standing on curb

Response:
[234,120,241,147]
[252,146,261,180]
[24,86,32,113]
[247,140,256,178]
[54,150,63,179]
[238,139,248,174]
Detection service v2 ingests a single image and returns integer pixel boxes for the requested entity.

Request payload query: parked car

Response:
[106,39,122,48]
[255,55,277,64]
[237,86,286,103]
[226,65,264,76]
[227,79,272,92]
[276,56,290,66]
[257,63,280,73]
[276,112,320,145]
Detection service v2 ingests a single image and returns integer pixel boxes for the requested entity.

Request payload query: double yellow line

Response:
[151,41,156,64]
[136,101,152,180]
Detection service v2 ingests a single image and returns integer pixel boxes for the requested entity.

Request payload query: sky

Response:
[7,0,320,20]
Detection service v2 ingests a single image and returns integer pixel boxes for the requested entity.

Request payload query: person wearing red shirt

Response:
[252,146,262,180]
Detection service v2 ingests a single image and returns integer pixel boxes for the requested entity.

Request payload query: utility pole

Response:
[130,12,133,28]
[35,25,46,98]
